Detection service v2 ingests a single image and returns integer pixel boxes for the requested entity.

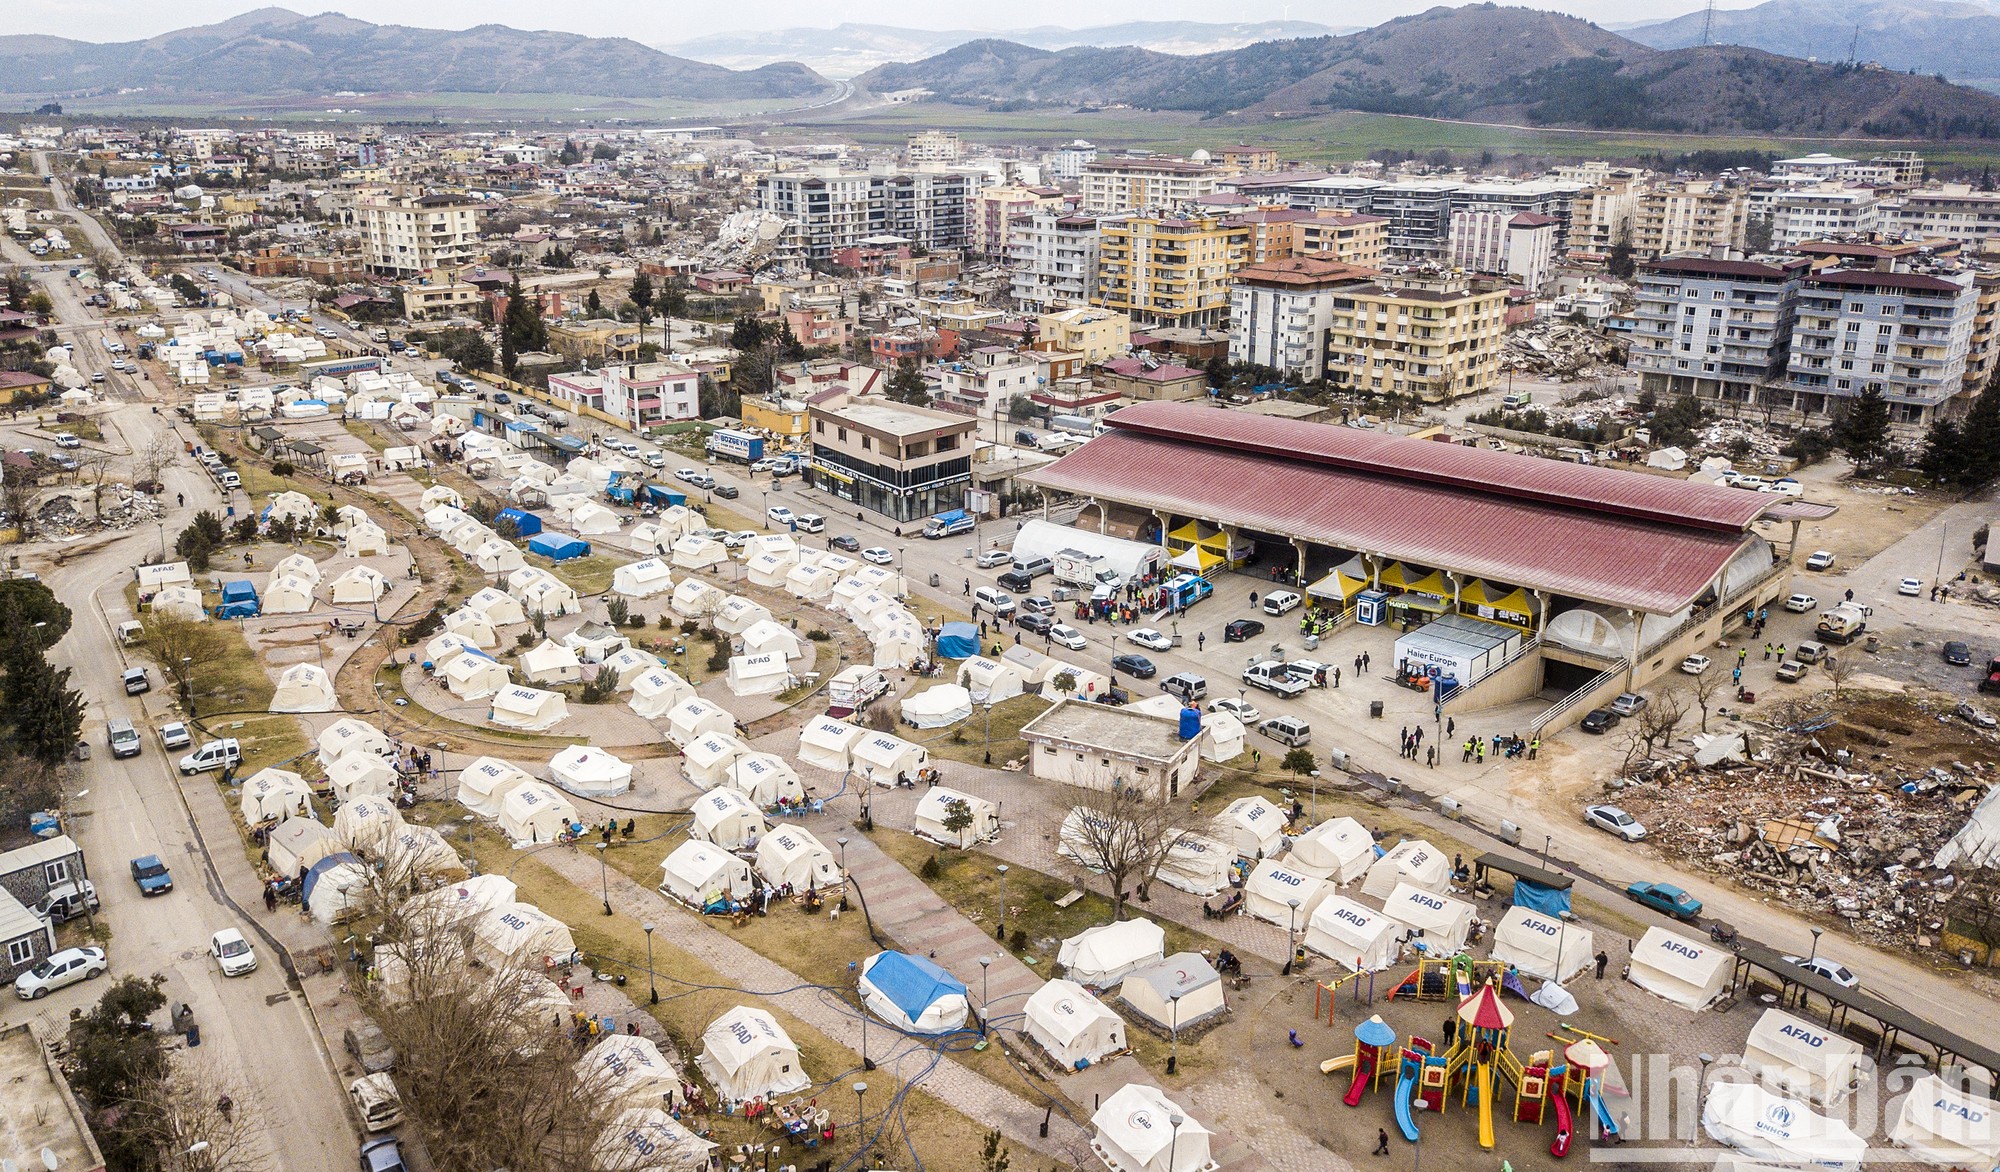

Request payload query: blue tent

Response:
[494,507,542,537]
[936,622,979,659]
[1512,878,1572,917]
[528,531,589,561]
[860,951,969,1034]
[301,851,363,918]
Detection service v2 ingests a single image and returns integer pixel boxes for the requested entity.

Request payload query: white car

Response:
[55,434,81,449]
[1261,590,1302,616]
[1584,804,1647,841]
[210,928,257,976]
[1209,697,1262,724]
[158,721,192,749]
[674,468,700,483]
[15,946,106,999]
[1782,593,1817,613]
[766,506,795,526]
[1680,654,1712,675]
[1783,955,1860,989]
[1049,624,1088,651]
[974,549,1012,569]
[861,547,894,565]
[1899,577,1923,596]
[1126,628,1173,651]
[1805,550,1836,571]
[795,514,825,534]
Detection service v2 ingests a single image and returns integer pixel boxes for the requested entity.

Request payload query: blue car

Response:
[130,855,173,896]
[1626,880,1701,921]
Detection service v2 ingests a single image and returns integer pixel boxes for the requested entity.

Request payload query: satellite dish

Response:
[43,1149,61,1171]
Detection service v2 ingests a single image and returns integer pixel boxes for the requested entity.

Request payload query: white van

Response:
[178,737,241,775]
[973,587,1016,618]
[107,718,142,759]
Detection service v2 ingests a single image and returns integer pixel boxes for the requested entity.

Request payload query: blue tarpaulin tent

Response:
[859,951,969,1034]
[936,622,979,659]
[495,507,542,537]
[1512,879,1571,917]
[528,532,589,561]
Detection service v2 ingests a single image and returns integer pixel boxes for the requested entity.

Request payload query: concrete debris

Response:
[32,487,164,536]
[1499,319,1623,380]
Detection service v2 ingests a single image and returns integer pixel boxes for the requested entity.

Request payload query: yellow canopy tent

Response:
[1376,562,1418,590]
[1166,520,1236,571]
[1400,568,1449,599]
[1308,567,1370,604]
[1169,544,1226,576]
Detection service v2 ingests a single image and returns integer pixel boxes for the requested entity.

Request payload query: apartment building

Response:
[933,346,1041,418]
[971,185,1067,257]
[1772,153,1902,184]
[756,167,969,260]
[1746,186,1882,248]
[1227,209,1313,264]
[1890,186,2000,247]
[1221,145,1281,173]
[1008,210,1106,314]
[1038,306,1131,364]
[1565,173,1641,261]
[1782,268,1978,429]
[1290,210,1389,270]
[1965,273,2000,394]
[1047,140,1098,182]
[906,130,962,164]
[1228,257,1375,381]
[547,361,700,429]
[806,393,978,521]
[356,190,481,277]
[1283,176,1579,262]
[1631,183,1748,260]
[1094,214,1248,328]
[1324,271,1508,401]
[1626,255,1812,408]
[1080,158,1216,215]
[1447,210,1558,290]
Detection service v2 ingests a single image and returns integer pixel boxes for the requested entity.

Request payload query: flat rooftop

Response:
[0,1022,104,1171]
[823,400,973,437]
[1021,699,1192,763]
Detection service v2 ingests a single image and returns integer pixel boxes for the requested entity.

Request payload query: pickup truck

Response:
[1241,661,1309,698]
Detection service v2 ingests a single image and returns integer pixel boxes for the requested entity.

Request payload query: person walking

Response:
[1374,1129,1391,1156]
[963,579,970,595]
[1474,741,1485,764]
[1594,951,1609,979]
[1413,726,1423,746]
[1332,666,1341,688]
[1462,740,1473,764]
[1737,648,1747,666]
[262,884,277,912]
[1776,643,1786,660]
[1446,716,1455,738]
[1354,653,1364,674]
[1362,651,1371,672]
[1426,745,1436,769]
[1197,632,1205,651]
[1763,642,1772,660]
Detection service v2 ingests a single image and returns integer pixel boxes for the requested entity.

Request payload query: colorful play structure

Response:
[1329,981,1622,1157]
[1387,953,1531,1002]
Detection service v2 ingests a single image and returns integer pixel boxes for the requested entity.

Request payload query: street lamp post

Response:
[1308,770,1320,821]
[978,955,992,1036]
[643,921,658,1004]
[1691,1052,1716,1146]
[995,864,1009,941]
[853,1081,869,1157]
[1543,834,1553,869]
[1168,1113,1184,1171]
[837,836,848,871]
[1167,989,1182,1074]
[596,842,612,917]
[1283,897,1302,974]
[1807,926,1823,962]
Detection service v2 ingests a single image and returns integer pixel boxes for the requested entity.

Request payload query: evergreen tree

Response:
[1836,386,1893,468]
[658,276,688,319]
[6,653,84,768]
[1932,368,2000,486]
[1918,415,1966,483]
[558,139,582,166]
[774,320,807,363]
[887,359,932,406]
[585,289,602,316]
[1607,233,1635,279]
[729,314,765,352]
[628,271,654,318]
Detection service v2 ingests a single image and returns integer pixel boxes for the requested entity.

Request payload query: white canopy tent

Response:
[1361,839,1451,899]
[1285,817,1377,884]
[690,789,767,851]
[666,698,735,748]
[1090,1084,1218,1172]
[239,768,313,824]
[851,730,928,787]
[1628,926,1732,1010]
[1305,895,1404,971]
[267,817,336,877]
[628,668,697,720]
[457,757,535,818]
[1024,979,1126,1071]
[332,796,405,858]
[714,595,771,635]
[1891,1075,2000,1169]
[500,782,580,845]
[562,623,630,664]
[612,558,675,599]
[902,685,974,729]
[1743,1008,1866,1106]
[1243,860,1334,929]
[912,786,1000,847]
[1382,883,1476,954]
[520,639,583,685]
[740,619,804,661]
[1119,953,1227,1034]
[754,826,842,890]
[490,685,568,732]
[328,565,388,604]
[724,753,804,807]
[444,651,512,701]
[270,663,337,713]
[798,714,865,772]
[725,652,791,698]
[1220,796,1286,860]
[1156,831,1232,898]
[316,718,390,770]
[658,841,755,908]
[1059,919,1165,989]
[472,901,578,969]
[681,732,751,790]
[1702,1083,1866,1171]
[326,752,399,802]
[697,1008,809,1105]
[1490,906,1594,983]
[549,745,634,799]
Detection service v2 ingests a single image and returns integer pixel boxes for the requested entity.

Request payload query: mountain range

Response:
[857,3,2000,138]
[665,20,1353,78]
[1623,0,2000,91]
[0,7,829,104]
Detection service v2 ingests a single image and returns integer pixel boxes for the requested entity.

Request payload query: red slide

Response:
[1548,1081,1575,1158]
[1343,1049,1377,1107]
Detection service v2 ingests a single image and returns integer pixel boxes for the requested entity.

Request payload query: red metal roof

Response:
[1026,430,1753,613]
[1103,402,1773,533]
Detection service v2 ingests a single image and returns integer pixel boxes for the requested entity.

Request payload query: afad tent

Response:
[1891,1074,2000,1169]
[328,565,387,604]
[714,595,771,636]
[611,558,675,599]
[457,756,535,818]
[1285,816,1378,885]
[1743,1007,1866,1106]
[912,787,1000,848]
[444,650,512,701]
[681,732,751,791]
[151,585,208,622]
[1243,860,1335,929]
[724,753,804,807]
[851,730,928,787]
[1119,953,1227,1034]
[270,663,337,713]
[1059,919,1166,989]
[398,874,518,931]
[1025,979,1127,1071]
[262,573,317,614]
[746,552,797,590]
[570,502,621,536]
[601,646,664,685]
[1381,883,1477,953]
[519,639,583,686]
[326,752,399,803]
[666,697,735,749]
[473,901,578,969]
[467,586,527,627]
[500,782,580,845]
[381,825,468,885]
[579,1033,685,1110]
[591,1107,715,1172]
[239,768,313,824]
[341,521,390,558]
[1490,906,1594,983]
[332,796,405,858]
[754,825,842,890]
[740,618,804,661]
[268,817,336,876]
[316,717,391,771]
[690,789,768,851]
[1219,796,1287,861]
[1628,926,1732,1011]
[670,535,728,573]
[490,685,568,732]
[442,606,499,649]
[549,745,633,798]
[1090,1084,1219,1172]
[628,668,696,720]
[902,685,974,730]
[1156,830,1232,898]
[798,714,865,772]
[1702,1082,1866,1171]
[1361,839,1451,900]
[1304,895,1404,972]
[658,841,755,908]
[472,538,525,575]
[698,1007,810,1106]
[274,552,320,585]
[785,562,839,601]
[424,632,477,673]
[859,951,970,1034]
[726,651,791,698]
[303,853,372,925]
[957,656,1028,704]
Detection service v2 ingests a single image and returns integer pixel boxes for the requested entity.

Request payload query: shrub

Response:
[657,614,675,629]
[516,632,536,649]
[605,597,630,626]
[806,628,832,642]
[680,619,700,635]
[1008,928,1027,952]
[706,644,729,673]
[919,855,942,880]
[270,460,295,477]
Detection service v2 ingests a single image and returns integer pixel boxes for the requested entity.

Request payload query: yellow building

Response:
[1221,145,1280,173]
[548,318,642,364]
[1326,273,1507,402]
[1094,215,1248,329]
[1632,182,1748,260]
[1291,211,1389,271]
[1036,307,1131,365]
[756,275,841,313]
[742,394,810,443]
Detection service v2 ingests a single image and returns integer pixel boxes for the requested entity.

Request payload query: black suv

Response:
[997,570,1035,592]
[1223,618,1265,643]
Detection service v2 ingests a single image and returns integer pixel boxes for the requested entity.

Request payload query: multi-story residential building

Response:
[1324,271,1508,401]
[1565,173,1641,261]
[1782,267,1978,429]
[1772,153,1901,184]
[547,361,699,430]
[1965,272,2000,394]
[1876,151,1926,186]
[756,167,969,260]
[1746,186,1882,248]
[1047,140,1098,182]
[1080,158,1216,215]
[1221,145,1281,173]
[934,346,1041,417]
[1448,210,1558,290]
[806,392,978,521]
[1290,210,1389,270]
[1037,306,1131,364]
[906,130,962,164]
[971,185,1067,257]
[1228,257,1375,381]
[1094,214,1248,328]
[356,190,481,277]
[1224,209,1312,264]
[1626,254,1812,408]
[1008,210,1107,313]
[1631,182,1749,260]
[1284,176,1579,262]
[1889,185,2000,247]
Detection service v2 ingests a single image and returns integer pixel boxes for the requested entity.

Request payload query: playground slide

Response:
[1548,1073,1575,1158]
[1586,1080,1620,1141]
[1393,1061,1421,1142]
[1475,1061,1496,1150]
[1321,1054,1357,1077]
[1341,1051,1373,1107]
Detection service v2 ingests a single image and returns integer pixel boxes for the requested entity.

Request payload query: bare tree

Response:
[143,608,226,707]
[1059,781,1186,921]
[73,447,119,520]
[134,434,177,486]
[129,1053,271,1172]
[1637,687,1689,760]
[1823,652,1854,699]
[1690,667,1727,733]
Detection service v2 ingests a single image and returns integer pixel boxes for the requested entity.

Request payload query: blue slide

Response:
[1586,1078,1619,1140]
[1394,1059,1421,1142]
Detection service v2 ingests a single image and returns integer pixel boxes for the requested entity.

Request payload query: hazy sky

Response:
[17,0,1745,45]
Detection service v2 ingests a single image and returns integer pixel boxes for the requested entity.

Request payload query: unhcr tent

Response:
[467,586,527,627]
[1305,895,1403,971]
[332,796,404,858]
[490,685,568,732]
[1703,1083,1866,1171]
[1059,919,1165,989]
[239,768,312,824]
[303,853,372,925]
[549,745,633,798]
[715,595,771,635]
[317,718,390,769]
[444,650,511,701]
[1743,1008,1866,1106]
[1157,831,1232,898]
[457,757,535,817]
[682,732,751,790]
[741,618,804,661]
[520,639,583,685]
[786,562,839,600]
[1026,979,1125,1071]
[667,698,735,748]
[473,539,526,575]
[1091,1084,1217,1172]
[600,646,662,684]
[1243,860,1334,929]
[1286,817,1377,885]
[725,753,804,807]
[1362,839,1451,899]
[473,902,578,969]
[326,752,399,802]
[263,573,317,614]
[270,663,337,713]
[669,578,725,622]
[1120,953,1227,1034]
[698,1008,809,1105]
[690,789,766,851]
[528,531,590,561]
[658,841,755,908]
[902,685,973,729]
[754,826,842,890]
[912,786,1000,847]
[612,558,674,599]
[443,606,499,649]
[629,669,696,720]
[670,535,728,572]
[1491,907,1593,983]
[1382,883,1476,953]
[1628,926,1732,1010]
[799,714,865,771]
[1220,796,1286,860]
[1891,1075,2000,1168]
[328,565,387,604]
[726,652,791,698]
[852,731,928,787]
[268,817,336,876]
[501,782,580,845]
[746,552,797,589]
[860,951,970,1034]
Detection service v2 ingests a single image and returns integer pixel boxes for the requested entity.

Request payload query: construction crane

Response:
[1848,23,1861,63]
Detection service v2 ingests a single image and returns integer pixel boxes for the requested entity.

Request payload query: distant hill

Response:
[0,7,829,103]
[1623,0,2000,91]
[667,20,1350,78]
[858,3,2000,138]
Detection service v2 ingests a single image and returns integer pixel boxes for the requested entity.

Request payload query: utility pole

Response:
[1848,24,1861,63]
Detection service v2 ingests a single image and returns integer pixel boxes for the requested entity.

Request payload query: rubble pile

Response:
[1500,319,1623,380]
[1608,693,2000,950]
[33,487,164,537]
